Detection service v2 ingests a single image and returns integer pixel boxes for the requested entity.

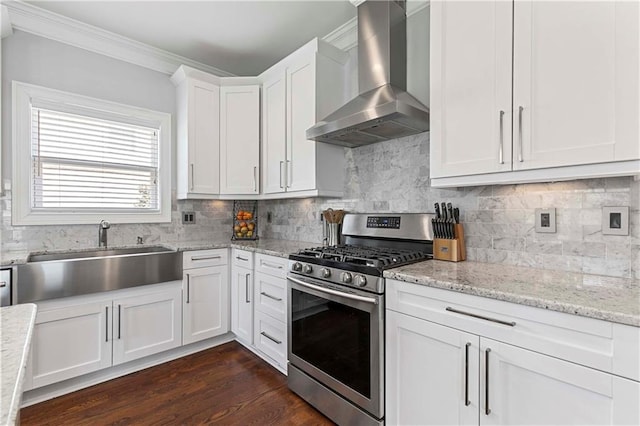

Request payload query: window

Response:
[13,82,171,225]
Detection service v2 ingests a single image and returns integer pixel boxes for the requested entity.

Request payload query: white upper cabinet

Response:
[260,39,349,198]
[430,0,513,178]
[172,67,221,198]
[220,84,260,195]
[430,0,640,187]
[172,66,261,199]
[513,0,639,170]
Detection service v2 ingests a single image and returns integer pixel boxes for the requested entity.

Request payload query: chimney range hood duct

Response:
[306,0,429,148]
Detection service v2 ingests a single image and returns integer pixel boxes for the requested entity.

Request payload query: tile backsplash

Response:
[0,186,234,255]
[259,132,640,279]
[2,131,638,279]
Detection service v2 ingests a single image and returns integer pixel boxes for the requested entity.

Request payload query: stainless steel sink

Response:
[27,246,173,262]
[18,246,182,303]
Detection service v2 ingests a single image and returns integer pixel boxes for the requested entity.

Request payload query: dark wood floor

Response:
[21,341,334,425]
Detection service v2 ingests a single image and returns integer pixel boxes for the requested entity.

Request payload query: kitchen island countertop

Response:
[384,260,640,327]
[1,303,37,426]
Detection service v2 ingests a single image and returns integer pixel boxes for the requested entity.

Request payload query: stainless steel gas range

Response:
[287,213,434,426]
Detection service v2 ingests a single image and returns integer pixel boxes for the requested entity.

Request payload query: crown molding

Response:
[322,17,357,51]
[3,0,234,77]
[325,0,429,51]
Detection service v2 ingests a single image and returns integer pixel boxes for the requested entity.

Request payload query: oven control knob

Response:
[341,272,353,283]
[292,262,302,272]
[303,264,313,274]
[321,268,331,278]
[354,275,367,287]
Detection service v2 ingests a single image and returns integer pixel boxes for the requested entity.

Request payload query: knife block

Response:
[433,224,466,262]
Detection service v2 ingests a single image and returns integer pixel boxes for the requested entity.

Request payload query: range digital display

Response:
[366,216,401,229]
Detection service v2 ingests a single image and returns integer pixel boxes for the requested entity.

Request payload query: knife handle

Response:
[434,203,441,219]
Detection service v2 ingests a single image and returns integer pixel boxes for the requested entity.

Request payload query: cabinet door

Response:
[513,1,640,169]
[113,285,182,364]
[183,265,229,345]
[27,301,112,389]
[430,0,513,178]
[188,79,220,194]
[262,74,287,194]
[481,339,640,426]
[286,56,317,192]
[230,265,253,344]
[220,85,260,195]
[386,310,479,426]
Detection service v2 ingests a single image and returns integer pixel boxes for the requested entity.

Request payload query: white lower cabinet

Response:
[386,310,479,426]
[27,300,112,389]
[230,252,288,373]
[386,280,640,426]
[183,250,230,345]
[25,281,182,391]
[231,249,254,344]
[112,287,182,365]
[482,339,639,426]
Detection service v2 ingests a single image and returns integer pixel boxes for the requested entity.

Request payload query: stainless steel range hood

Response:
[306,0,429,148]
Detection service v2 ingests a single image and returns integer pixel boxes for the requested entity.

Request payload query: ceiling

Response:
[26,1,357,76]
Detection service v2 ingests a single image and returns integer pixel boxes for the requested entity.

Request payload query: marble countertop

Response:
[1,304,37,426]
[384,260,640,327]
[0,238,316,266]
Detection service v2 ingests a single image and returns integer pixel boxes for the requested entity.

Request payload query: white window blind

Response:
[31,107,160,211]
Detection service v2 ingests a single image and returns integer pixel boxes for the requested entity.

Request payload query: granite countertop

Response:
[165,238,316,259]
[0,238,316,266]
[384,260,640,327]
[1,304,37,426]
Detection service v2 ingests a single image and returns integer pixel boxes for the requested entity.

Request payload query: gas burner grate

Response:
[293,245,429,269]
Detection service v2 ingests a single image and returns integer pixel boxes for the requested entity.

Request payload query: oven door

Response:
[287,273,383,418]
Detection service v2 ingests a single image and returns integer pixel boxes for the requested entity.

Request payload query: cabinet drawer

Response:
[232,248,253,269]
[183,249,228,269]
[254,310,287,369]
[254,272,287,322]
[254,254,287,279]
[387,279,640,381]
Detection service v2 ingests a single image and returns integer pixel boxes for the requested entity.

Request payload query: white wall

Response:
[1,30,176,186]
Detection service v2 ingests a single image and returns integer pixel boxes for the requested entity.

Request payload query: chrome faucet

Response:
[98,220,111,248]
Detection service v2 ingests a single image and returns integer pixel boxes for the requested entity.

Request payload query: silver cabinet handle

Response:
[186,274,190,304]
[105,306,109,342]
[253,166,258,192]
[191,255,221,261]
[288,275,378,305]
[190,163,195,190]
[279,160,285,189]
[261,331,282,345]
[261,261,283,270]
[518,106,524,162]
[260,291,282,302]
[465,342,471,406]
[286,160,292,188]
[485,348,491,415]
[0,281,6,288]
[236,256,249,261]
[245,273,251,303]
[446,307,516,327]
[498,110,505,164]
[118,304,122,339]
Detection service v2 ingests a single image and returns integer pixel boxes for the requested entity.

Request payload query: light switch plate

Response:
[182,211,195,224]
[535,208,556,233]
[602,206,629,235]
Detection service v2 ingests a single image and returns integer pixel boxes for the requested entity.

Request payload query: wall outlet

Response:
[535,208,556,233]
[602,206,629,235]
[182,212,195,224]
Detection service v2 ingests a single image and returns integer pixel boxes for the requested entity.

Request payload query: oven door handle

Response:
[287,275,379,305]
